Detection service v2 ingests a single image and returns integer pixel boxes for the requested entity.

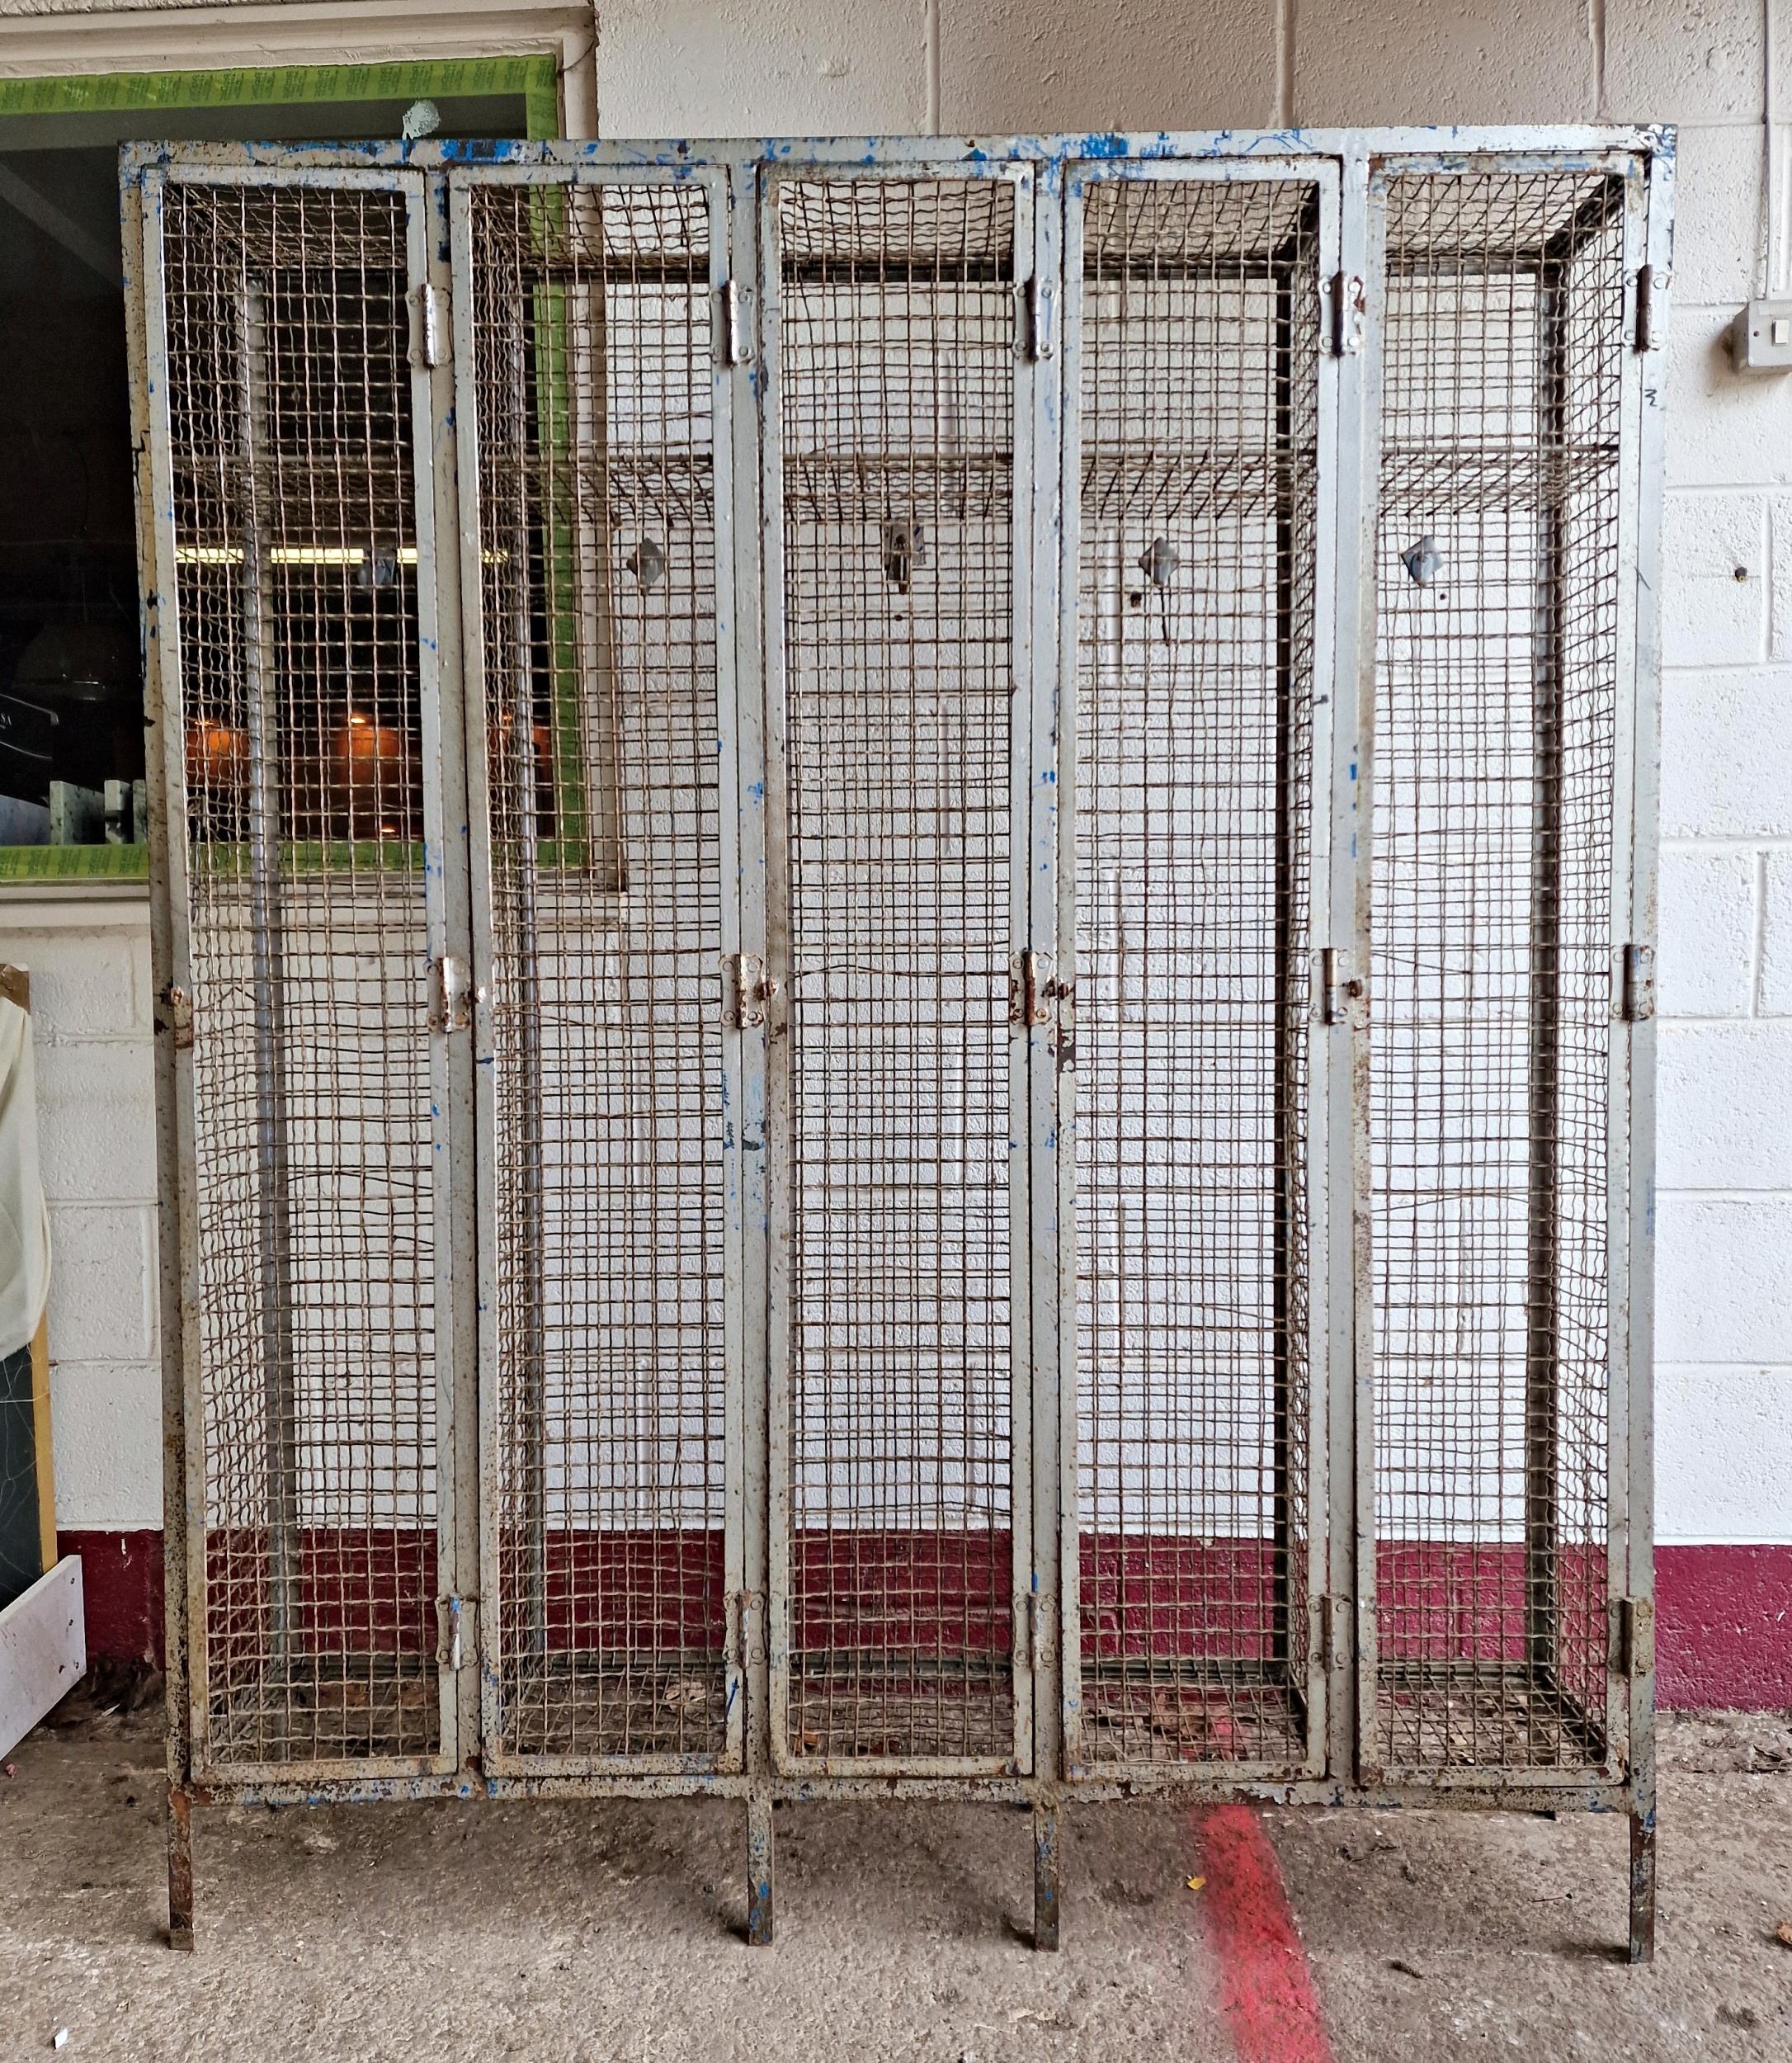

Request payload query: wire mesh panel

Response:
[1369,168,1629,1773]
[768,175,1026,1768]
[464,177,733,1765]
[158,176,446,1771]
[1068,173,1324,1772]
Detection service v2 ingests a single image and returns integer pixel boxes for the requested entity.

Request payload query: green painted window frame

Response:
[0,55,561,880]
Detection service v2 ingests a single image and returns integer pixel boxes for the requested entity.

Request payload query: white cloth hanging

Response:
[0,985,51,1358]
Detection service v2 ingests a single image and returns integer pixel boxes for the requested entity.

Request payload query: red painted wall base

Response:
[56,1530,1792,1711]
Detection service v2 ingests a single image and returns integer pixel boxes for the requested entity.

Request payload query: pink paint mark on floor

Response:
[1195,1804,1333,2063]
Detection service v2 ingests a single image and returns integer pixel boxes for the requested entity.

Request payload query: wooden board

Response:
[0,1556,84,1760]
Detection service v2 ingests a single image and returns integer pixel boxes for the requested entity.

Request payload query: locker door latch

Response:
[407,283,446,369]
[162,982,195,1051]
[1323,271,1365,356]
[717,280,757,366]
[1017,276,1056,361]
[1010,950,1054,1027]
[427,955,473,1032]
[436,1594,466,1673]
[1318,947,1362,1025]
[1634,265,1668,354]
[724,951,777,1029]
[1615,1597,1654,1678]
[1619,942,1655,1022]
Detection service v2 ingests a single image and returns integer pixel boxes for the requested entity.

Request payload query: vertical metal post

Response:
[741,154,777,1933]
[1033,1796,1061,1952]
[1337,143,1382,1787]
[1525,241,1569,1688]
[1629,1805,1657,1962]
[746,1789,775,1945]
[1623,138,1672,1971]
[237,278,299,1673]
[166,1783,196,1952]
[417,167,481,1778]
[130,158,204,1947]
[505,309,549,1661]
[1026,167,1066,1950]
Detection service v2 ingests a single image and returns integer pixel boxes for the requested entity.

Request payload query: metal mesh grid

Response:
[1371,171,1625,1770]
[1073,178,1320,1769]
[469,182,729,1760]
[163,182,441,1767]
[776,178,1018,1763]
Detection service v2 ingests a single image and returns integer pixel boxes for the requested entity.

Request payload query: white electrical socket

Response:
[1731,300,1792,375]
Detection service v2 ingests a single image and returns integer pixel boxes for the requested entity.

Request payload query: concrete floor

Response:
[1,1697,1789,2061]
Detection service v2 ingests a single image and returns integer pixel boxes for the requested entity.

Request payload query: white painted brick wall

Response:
[2,0,1788,1549]
[0,905,161,1527]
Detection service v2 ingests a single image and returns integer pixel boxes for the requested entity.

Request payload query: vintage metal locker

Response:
[1054,157,1342,1787]
[757,162,1040,1782]
[125,129,1668,1963]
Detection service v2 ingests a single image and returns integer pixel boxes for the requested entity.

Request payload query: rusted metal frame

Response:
[121,133,1667,180]
[754,156,795,1801]
[450,158,750,1784]
[1524,234,1569,1694]
[1023,156,1063,1947]
[189,1761,1637,1810]
[130,159,201,1947]
[725,152,774,1933]
[413,170,479,1783]
[1050,154,1344,1795]
[1619,141,1670,1966]
[150,158,454,1800]
[233,266,301,1674]
[1053,163,1089,1787]
[1009,161,1044,1796]
[757,152,1039,1789]
[717,154,760,1792]
[1339,141,1382,1789]
[447,171,510,1782]
[1301,164,1347,1786]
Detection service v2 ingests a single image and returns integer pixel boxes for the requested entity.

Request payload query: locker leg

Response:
[746,1792,774,1947]
[167,1785,195,1952]
[1033,1797,1061,1952]
[1628,1810,1655,1965]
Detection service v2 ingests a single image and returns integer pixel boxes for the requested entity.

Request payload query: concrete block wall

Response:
[0,0,1788,1702]
[0,902,160,1530]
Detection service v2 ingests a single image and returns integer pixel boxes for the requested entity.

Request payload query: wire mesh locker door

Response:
[138,166,461,1780]
[761,166,1038,1776]
[1059,163,1338,1779]
[453,168,743,1773]
[1361,160,1645,1782]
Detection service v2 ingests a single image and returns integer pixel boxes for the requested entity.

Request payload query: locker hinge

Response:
[1317,947,1361,1025]
[1616,1597,1655,1678]
[1323,271,1365,356]
[1619,942,1656,1022]
[407,283,446,370]
[717,280,757,366]
[1313,1594,1349,1670]
[724,951,776,1029]
[735,1589,764,1669]
[1010,950,1054,1027]
[1016,1589,1051,1670]
[436,1594,466,1673]
[1017,275,1056,361]
[161,982,194,1051]
[427,954,473,1032]
[1634,265,1667,353]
